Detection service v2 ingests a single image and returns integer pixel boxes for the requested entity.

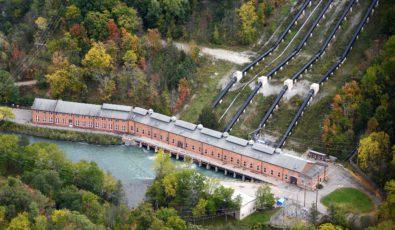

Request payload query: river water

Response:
[27,136,229,207]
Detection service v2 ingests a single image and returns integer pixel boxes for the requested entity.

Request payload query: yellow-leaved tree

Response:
[0,107,14,121]
[82,42,113,73]
[358,132,393,186]
[237,0,258,45]
[46,65,86,99]
[35,16,47,30]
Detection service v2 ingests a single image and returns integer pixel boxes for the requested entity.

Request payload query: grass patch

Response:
[321,188,374,213]
[178,58,237,123]
[203,208,279,229]
[0,121,122,145]
[239,208,279,225]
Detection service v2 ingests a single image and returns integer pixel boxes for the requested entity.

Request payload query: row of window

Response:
[36,115,127,131]
[36,112,126,124]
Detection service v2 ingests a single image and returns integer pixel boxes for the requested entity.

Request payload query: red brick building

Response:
[31,98,326,190]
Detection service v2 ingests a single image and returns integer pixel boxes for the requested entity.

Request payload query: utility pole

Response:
[296,193,299,219]
[315,186,319,214]
[304,181,306,207]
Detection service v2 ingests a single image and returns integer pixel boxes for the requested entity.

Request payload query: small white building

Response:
[226,185,257,220]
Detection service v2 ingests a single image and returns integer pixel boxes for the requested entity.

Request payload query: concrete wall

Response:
[238,200,256,220]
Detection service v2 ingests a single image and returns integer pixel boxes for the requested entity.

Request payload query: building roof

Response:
[303,164,325,178]
[31,98,324,174]
[102,103,132,112]
[226,135,248,146]
[150,112,171,123]
[55,100,101,117]
[201,128,223,139]
[133,107,148,116]
[32,98,58,111]
[175,120,196,131]
[99,109,130,120]
[252,143,275,155]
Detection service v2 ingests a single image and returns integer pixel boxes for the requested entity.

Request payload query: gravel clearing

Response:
[171,41,256,65]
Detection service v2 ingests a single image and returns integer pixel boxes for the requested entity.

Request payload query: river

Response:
[27,136,229,207]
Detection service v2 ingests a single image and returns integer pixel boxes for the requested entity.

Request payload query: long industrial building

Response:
[31,98,326,190]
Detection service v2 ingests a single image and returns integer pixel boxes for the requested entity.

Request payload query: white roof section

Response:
[32,98,58,111]
[175,120,197,131]
[226,135,248,146]
[133,107,148,116]
[31,98,322,174]
[252,143,275,155]
[150,112,171,123]
[102,103,132,112]
[55,100,101,116]
[201,128,223,139]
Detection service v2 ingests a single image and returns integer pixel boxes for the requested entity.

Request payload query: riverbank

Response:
[0,121,122,145]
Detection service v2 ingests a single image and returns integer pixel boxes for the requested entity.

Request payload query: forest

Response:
[0,0,287,117]
[0,134,246,229]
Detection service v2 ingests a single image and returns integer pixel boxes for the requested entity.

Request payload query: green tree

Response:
[328,205,348,228]
[112,3,142,32]
[55,185,83,212]
[22,169,62,198]
[156,207,186,229]
[208,186,241,214]
[212,25,221,45]
[0,177,50,221]
[154,150,175,179]
[65,5,82,25]
[0,206,6,226]
[198,106,220,130]
[367,220,395,230]
[379,180,395,221]
[192,198,207,217]
[237,0,258,45]
[73,161,105,196]
[309,202,319,227]
[83,11,110,41]
[46,65,87,99]
[255,184,275,210]
[257,3,266,27]
[0,135,20,174]
[25,142,67,172]
[0,70,18,104]
[129,202,163,230]
[98,77,116,101]
[81,191,105,224]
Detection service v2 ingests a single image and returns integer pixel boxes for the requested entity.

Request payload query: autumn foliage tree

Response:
[145,29,162,51]
[175,78,191,112]
[321,81,362,158]
[107,19,119,41]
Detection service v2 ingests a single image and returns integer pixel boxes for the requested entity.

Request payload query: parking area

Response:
[221,163,381,214]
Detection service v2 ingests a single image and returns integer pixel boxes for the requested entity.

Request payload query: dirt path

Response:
[171,41,255,65]
[15,80,37,87]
